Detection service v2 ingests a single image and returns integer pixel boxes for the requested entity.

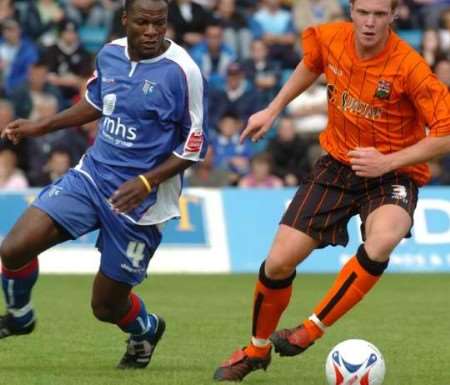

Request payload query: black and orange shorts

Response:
[281,155,419,248]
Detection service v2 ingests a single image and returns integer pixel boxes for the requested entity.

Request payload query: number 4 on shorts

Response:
[126,241,146,268]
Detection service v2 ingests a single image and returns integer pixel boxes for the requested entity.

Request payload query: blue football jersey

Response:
[77,38,208,225]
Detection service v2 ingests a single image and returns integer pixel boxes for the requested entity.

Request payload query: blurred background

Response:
[0,0,449,275]
[0,0,450,190]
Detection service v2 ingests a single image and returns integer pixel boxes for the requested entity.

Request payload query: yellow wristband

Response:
[138,174,152,193]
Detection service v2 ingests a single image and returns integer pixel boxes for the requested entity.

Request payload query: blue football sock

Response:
[1,258,38,328]
[117,292,157,341]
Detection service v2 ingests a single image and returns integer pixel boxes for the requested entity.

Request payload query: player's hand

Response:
[348,147,392,177]
[109,177,150,214]
[240,108,277,143]
[1,119,43,144]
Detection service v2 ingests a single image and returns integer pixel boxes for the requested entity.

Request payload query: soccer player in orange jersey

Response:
[213,0,450,381]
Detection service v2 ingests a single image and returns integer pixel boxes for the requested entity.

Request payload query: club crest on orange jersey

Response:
[375,80,392,99]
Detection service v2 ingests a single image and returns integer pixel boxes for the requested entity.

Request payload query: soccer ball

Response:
[325,339,386,385]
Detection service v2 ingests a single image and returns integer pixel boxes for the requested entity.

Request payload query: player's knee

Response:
[364,234,401,262]
[356,244,389,276]
[91,300,117,323]
[0,237,20,268]
[264,259,296,281]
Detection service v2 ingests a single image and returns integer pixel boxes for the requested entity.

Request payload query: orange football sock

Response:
[303,245,388,342]
[245,343,271,358]
[248,261,296,355]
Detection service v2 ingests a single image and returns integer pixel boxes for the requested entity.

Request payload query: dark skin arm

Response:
[110,155,194,213]
[0,99,102,144]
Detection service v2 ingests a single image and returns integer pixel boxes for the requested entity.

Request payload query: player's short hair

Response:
[125,0,169,12]
[350,0,398,11]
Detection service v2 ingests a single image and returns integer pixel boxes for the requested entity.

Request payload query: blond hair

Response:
[350,0,398,11]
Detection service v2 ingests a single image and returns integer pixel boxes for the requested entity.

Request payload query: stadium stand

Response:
[0,0,450,189]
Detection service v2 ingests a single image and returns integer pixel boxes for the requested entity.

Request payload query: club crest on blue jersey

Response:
[143,80,157,95]
[375,80,392,99]
[48,185,63,197]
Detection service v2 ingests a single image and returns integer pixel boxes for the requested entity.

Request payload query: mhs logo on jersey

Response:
[102,117,137,141]
[391,184,408,203]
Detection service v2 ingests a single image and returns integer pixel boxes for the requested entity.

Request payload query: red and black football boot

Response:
[213,346,271,382]
[270,325,314,357]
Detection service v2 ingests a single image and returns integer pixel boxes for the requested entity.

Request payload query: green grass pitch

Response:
[0,274,449,385]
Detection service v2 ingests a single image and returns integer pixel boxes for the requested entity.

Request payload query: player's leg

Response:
[0,169,102,339]
[281,177,418,357]
[93,207,164,369]
[214,155,351,381]
[91,270,165,369]
[213,226,318,381]
[0,207,72,337]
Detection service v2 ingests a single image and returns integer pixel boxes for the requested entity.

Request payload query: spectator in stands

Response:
[0,99,27,171]
[421,28,444,67]
[439,8,450,51]
[10,59,63,119]
[417,0,450,30]
[266,116,310,186]
[394,0,420,29]
[0,146,28,190]
[209,62,262,130]
[242,39,281,106]
[34,146,73,186]
[0,0,18,25]
[235,0,259,12]
[63,0,112,52]
[43,19,92,105]
[211,112,252,183]
[249,0,299,68]
[108,0,128,40]
[24,94,88,186]
[0,99,14,132]
[168,0,212,48]
[396,0,450,30]
[0,18,38,95]
[286,78,328,134]
[213,0,252,59]
[293,0,343,32]
[434,57,450,88]
[187,147,232,187]
[21,0,65,47]
[190,23,236,90]
[194,0,217,9]
[239,152,283,188]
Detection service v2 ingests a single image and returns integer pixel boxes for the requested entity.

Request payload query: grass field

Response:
[0,274,449,385]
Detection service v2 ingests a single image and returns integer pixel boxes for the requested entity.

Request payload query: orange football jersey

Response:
[302,22,450,186]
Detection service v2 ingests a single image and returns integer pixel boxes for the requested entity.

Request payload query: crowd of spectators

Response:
[0,0,450,191]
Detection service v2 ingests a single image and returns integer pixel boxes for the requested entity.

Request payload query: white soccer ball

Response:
[325,339,386,385]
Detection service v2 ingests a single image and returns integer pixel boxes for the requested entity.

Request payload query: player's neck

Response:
[354,31,390,61]
[128,40,170,62]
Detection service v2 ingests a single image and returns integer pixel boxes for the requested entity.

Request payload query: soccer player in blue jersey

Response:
[0,0,207,369]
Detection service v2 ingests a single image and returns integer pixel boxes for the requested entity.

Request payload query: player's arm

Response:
[1,99,102,144]
[110,155,194,213]
[240,60,320,143]
[348,136,450,177]
[349,63,450,177]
